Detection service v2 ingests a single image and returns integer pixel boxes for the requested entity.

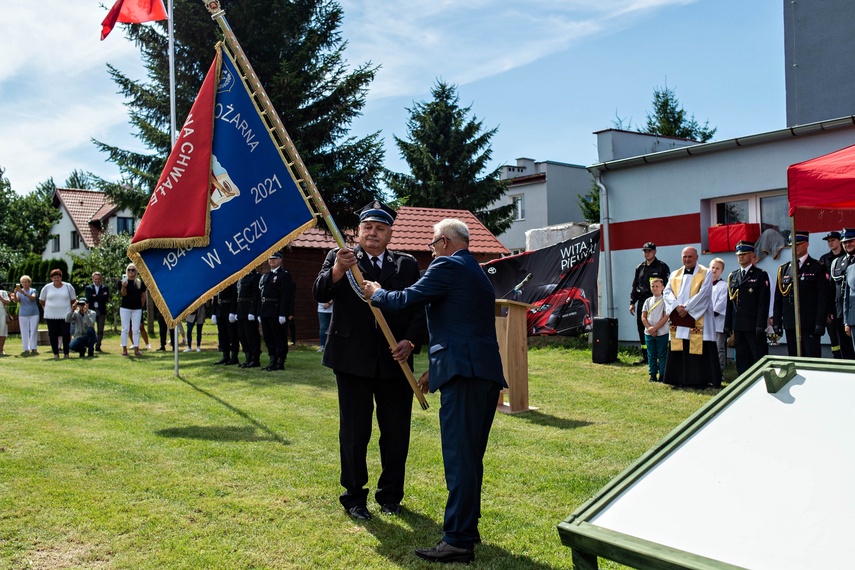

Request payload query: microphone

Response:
[513,273,533,293]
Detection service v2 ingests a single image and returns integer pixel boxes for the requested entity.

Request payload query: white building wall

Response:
[598,125,855,345]
[42,206,86,271]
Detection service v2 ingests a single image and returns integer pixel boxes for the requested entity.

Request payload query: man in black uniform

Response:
[830,229,855,359]
[213,282,240,365]
[312,200,427,521]
[819,231,846,359]
[259,252,294,371]
[773,231,828,357]
[629,242,670,365]
[724,241,770,374]
[236,266,262,368]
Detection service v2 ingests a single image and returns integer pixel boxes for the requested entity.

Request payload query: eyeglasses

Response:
[127,269,136,272]
[429,236,444,252]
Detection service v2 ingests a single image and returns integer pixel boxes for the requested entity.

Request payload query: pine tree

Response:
[93,0,383,226]
[641,86,716,142]
[385,80,515,235]
[577,182,600,223]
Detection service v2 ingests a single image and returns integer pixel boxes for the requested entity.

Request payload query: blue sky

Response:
[0,0,784,194]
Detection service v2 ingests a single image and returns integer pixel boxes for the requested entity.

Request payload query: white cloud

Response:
[339,0,698,98]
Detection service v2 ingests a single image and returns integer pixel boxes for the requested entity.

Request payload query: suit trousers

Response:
[260,318,288,362]
[439,376,502,550]
[239,319,261,362]
[335,371,413,509]
[784,329,822,358]
[733,330,769,375]
[831,318,855,359]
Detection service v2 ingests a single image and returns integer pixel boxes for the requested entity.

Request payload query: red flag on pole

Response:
[101,0,168,40]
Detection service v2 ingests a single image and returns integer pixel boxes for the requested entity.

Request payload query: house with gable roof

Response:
[281,206,509,342]
[42,188,139,270]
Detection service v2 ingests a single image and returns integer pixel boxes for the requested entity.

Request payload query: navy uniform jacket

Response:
[843,260,855,326]
[259,267,294,319]
[724,265,770,332]
[773,256,828,332]
[213,282,237,318]
[630,258,670,306]
[369,249,507,393]
[84,282,110,316]
[313,246,426,380]
[236,272,261,319]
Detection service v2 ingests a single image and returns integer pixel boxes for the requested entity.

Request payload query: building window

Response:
[71,231,80,250]
[50,235,60,253]
[511,194,525,221]
[707,190,789,247]
[117,217,135,236]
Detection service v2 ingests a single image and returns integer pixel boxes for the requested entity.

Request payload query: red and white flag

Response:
[101,0,168,40]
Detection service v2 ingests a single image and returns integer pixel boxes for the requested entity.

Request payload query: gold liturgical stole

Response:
[669,266,707,354]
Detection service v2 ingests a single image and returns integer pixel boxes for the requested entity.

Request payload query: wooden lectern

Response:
[494,299,536,414]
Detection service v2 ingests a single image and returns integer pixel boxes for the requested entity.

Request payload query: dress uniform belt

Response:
[261,297,279,304]
[237,298,252,303]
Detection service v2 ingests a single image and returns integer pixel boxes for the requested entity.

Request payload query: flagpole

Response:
[202,0,428,410]
[166,0,181,376]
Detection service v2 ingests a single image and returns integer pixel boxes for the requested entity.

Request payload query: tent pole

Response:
[790,217,802,357]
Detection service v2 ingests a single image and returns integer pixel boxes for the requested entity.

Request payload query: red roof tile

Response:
[289,207,508,255]
[53,188,116,248]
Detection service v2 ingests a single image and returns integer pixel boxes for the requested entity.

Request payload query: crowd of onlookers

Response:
[629,228,855,389]
[0,256,307,367]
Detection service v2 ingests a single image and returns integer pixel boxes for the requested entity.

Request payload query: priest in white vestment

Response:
[662,247,721,388]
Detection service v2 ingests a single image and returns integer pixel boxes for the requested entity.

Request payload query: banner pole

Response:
[201,0,428,409]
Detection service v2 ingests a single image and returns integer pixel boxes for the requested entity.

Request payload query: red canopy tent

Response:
[787,143,855,232]
[786,143,855,355]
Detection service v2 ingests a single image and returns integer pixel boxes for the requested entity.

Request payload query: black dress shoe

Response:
[347,506,371,521]
[414,541,474,564]
[213,358,229,365]
[226,358,240,365]
[380,503,402,515]
[244,361,260,368]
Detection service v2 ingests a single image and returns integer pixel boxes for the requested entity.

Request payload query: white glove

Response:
[229,313,237,323]
[248,314,255,321]
[278,316,286,325]
[211,315,218,325]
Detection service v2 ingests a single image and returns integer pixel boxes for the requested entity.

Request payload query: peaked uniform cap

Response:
[734,240,755,253]
[356,200,397,226]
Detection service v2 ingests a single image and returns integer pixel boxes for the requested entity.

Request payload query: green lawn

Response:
[0,332,719,569]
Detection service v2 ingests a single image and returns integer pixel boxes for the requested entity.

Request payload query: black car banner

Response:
[483,229,600,336]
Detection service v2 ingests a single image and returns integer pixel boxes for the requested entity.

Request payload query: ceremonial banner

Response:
[483,229,600,336]
[101,0,168,40]
[128,45,316,327]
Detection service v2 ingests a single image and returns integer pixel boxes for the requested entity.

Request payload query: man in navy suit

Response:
[363,218,507,565]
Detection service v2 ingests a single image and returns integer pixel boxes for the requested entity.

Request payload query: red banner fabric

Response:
[101,0,168,40]
[130,52,218,248]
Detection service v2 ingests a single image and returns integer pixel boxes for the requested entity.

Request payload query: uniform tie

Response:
[371,256,381,274]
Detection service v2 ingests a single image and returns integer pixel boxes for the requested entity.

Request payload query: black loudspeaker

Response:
[592,317,618,364]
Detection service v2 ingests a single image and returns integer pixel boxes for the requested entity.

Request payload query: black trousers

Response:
[830,318,855,359]
[46,319,70,356]
[733,330,769,375]
[784,328,822,357]
[94,311,106,348]
[238,318,261,362]
[216,318,240,358]
[260,317,288,363]
[634,303,648,360]
[335,370,413,510]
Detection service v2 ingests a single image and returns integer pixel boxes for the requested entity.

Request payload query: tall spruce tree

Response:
[94,0,383,226]
[641,86,716,142]
[385,80,515,235]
